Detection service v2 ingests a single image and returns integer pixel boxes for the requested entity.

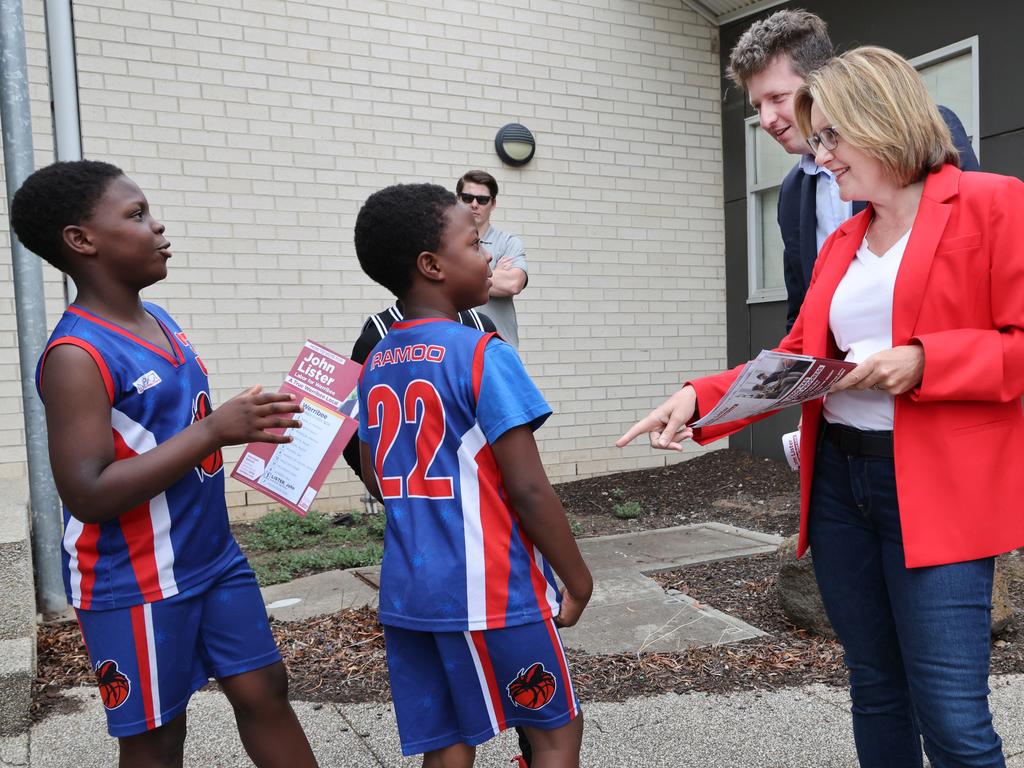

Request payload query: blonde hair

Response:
[793,46,958,186]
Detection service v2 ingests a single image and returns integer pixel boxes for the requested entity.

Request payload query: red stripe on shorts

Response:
[544,619,577,719]
[470,630,508,731]
[129,605,157,730]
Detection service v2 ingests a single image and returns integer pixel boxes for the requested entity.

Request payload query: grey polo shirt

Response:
[479,224,527,348]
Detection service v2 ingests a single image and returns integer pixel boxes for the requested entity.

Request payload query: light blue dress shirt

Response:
[799,154,854,254]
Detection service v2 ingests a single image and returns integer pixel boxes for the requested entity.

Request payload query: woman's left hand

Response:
[830,344,925,396]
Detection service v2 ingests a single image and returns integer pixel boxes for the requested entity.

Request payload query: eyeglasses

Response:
[807,125,840,154]
[458,193,493,206]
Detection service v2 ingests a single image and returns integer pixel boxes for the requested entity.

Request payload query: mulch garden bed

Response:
[32,449,1024,722]
[556,448,801,539]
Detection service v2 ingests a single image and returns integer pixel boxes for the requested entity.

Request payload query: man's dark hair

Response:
[456,170,498,198]
[727,9,832,89]
[10,159,124,271]
[354,183,457,298]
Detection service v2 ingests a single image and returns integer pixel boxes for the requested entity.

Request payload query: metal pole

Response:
[43,0,81,161]
[0,0,66,614]
[43,0,81,304]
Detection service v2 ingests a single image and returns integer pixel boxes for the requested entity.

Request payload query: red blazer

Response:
[691,164,1024,567]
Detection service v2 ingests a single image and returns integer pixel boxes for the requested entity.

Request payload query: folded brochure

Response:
[691,350,855,428]
[231,340,360,516]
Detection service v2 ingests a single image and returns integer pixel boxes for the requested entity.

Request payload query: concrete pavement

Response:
[14,676,1024,767]
[12,522,1024,766]
[0,480,35,740]
[561,523,782,654]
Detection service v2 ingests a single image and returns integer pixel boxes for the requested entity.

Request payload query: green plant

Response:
[240,509,386,553]
[365,510,387,538]
[610,487,625,500]
[569,520,584,537]
[253,543,385,586]
[239,509,332,551]
[612,500,643,520]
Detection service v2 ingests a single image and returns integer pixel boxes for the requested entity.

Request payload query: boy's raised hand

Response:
[204,384,303,447]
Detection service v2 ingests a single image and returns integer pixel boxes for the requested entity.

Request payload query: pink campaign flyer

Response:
[231,340,360,516]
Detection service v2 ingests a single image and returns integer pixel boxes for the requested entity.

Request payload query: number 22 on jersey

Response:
[366,380,454,500]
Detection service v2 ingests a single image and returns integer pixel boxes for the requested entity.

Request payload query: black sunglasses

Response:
[459,193,493,205]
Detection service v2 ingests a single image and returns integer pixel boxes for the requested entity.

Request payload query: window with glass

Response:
[911,37,979,159]
[745,116,793,302]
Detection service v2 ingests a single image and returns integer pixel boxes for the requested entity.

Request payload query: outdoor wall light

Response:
[494,123,536,166]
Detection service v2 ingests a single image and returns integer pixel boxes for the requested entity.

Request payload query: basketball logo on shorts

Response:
[191,391,223,479]
[95,659,131,710]
[506,662,556,710]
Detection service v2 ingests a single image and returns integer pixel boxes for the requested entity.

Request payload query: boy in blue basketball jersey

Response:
[354,184,593,767]
[12,161,319,768]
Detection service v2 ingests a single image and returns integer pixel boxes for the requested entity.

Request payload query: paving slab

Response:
[559,573,764,654]
[261,524,782,654]
[576,523,782,576]
[584,569,666,607]
[278,524,782,610]
[553,523,778,655]
[351,567,381,590]
[261,568,379,622]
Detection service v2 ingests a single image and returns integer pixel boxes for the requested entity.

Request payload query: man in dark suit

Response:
[727,10,980,330]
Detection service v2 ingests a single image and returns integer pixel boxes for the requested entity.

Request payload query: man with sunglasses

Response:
[727,10,979,330]
[456,170,528,348]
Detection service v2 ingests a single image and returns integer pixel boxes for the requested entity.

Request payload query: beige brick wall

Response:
[2,0,725,519]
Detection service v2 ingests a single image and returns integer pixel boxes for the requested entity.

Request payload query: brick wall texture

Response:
[1,0,725,519]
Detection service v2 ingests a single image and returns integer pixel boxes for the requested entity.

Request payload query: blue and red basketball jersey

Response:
[36,303,241,611]
[357,318,559,631]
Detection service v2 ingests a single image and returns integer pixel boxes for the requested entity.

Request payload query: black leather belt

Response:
[822,422,894,459]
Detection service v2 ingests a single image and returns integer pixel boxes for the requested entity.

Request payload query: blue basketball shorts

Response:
[75,554,281,737]
[384,618,581,756]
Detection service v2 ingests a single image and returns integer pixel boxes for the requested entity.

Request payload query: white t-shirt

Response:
[823,229,911,431]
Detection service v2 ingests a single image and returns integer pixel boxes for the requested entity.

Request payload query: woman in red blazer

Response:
[620,47,1024,767]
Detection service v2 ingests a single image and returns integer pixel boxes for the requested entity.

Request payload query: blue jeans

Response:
[808,438,1004,767]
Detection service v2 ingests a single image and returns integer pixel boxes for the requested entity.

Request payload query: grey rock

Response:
[993,560,1015,636]
[776,535,834,638]
[777,535,1015,638]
